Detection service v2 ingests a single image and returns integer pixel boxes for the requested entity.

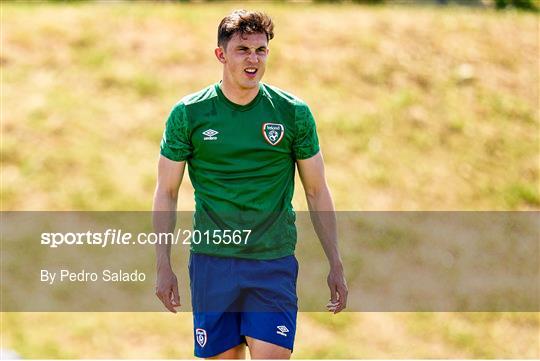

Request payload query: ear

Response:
[214,47,226,64]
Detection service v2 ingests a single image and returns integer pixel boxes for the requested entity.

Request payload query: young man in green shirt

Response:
[153,9,347,359]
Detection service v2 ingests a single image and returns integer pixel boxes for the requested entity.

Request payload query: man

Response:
[153,10,347,359]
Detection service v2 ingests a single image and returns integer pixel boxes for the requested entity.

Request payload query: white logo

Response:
[268,130,279,142]
[276,325,289,337]
[196,328,207,347]
[262,123,284,146]
[202,129,218,140]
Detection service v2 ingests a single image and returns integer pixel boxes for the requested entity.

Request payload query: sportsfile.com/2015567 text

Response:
[40,229,252,248]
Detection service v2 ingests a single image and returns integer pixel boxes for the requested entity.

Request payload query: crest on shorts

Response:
[262,123,285,146]
[196,328,207,347]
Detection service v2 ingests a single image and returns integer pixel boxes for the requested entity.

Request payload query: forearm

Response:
[306,186,342,269]
[153,189,178,271]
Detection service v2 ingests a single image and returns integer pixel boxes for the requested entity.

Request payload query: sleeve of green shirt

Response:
[160,102,193,161]
[293,102,320,160]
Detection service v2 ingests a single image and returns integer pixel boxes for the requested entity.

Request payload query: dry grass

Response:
[2,312,539,358]
[1,2,538,211]
[1,1,539,359]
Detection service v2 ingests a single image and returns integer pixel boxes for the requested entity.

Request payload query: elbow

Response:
[304,185,323,202]
[155,185,179,202]
[304,181,332,202]
[304,189,317,202]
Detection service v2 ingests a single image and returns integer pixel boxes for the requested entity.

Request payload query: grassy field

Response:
[1,1,539,359]
[2,312,540,358]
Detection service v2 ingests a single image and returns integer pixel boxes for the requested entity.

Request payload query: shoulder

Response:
[260,83,310,110]
[170,83,218,111]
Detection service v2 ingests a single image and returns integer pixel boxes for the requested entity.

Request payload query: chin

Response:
[240,80,260,89]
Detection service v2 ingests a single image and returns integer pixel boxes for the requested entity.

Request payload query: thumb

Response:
[171,283,180,306]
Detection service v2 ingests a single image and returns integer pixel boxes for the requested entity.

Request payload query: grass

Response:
[1,2,538,211]
[2,312,538,359]
[1,1,538,359]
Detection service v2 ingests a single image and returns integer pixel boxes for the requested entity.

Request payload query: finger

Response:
[164,297,177,313]
[326,304,337,312]
[158,289,177,313]
[326,301,338,310]
[331,296,343,313]
[326,301,338,311]
[334,287,348,314]
[165,289,178,313]
[171,282,181,307]
[334,301,344,313]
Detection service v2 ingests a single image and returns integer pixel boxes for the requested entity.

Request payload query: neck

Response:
[220,74,260,106]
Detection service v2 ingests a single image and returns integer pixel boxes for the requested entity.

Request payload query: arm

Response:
[153,155,186,313]
[297,151,348,313]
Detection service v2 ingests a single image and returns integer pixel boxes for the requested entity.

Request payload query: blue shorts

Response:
[188,252,299,358]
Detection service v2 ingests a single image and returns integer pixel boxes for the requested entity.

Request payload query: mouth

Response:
[244,67,258,78]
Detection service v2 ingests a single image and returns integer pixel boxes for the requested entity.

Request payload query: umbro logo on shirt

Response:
[276,325,289,337]
[202,129,218,141]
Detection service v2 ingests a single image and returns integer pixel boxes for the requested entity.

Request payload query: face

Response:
[215,32,269,90]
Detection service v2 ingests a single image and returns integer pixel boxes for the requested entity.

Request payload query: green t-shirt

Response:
[160,81,320,260]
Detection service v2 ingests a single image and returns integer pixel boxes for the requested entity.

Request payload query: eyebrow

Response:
[236,45,267,50]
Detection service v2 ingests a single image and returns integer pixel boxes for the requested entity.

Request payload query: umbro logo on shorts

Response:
[276,325,289,337]
[202,129,218,141]
[196,328,207,347]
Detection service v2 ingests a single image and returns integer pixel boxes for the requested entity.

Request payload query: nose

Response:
[247,51,259,64]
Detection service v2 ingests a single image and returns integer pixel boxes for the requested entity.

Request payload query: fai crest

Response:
[262,123,285,146]
[195,328,207,347]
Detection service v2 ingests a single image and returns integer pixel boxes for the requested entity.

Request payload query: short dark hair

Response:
[217,10,274,49]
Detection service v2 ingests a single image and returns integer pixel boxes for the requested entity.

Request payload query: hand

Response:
[155,266,180,313]
[326,264,348,314]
